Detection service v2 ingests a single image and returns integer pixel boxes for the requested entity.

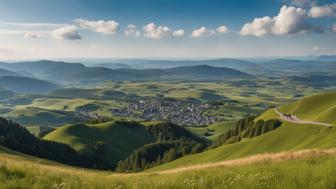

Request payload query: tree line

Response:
[0,117,111,170]
[212,115,282,148]
[115,122,208,172]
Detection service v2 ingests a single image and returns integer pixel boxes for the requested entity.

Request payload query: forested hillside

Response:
[0,117,109,169]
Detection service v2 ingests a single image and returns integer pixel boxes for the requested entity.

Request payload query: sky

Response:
[0,0,335,60]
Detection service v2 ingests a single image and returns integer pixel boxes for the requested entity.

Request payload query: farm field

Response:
[0,79,323,131]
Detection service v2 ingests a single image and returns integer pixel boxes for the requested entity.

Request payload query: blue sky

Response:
[0,0,335,59]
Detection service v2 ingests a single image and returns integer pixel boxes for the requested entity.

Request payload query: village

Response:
[110,98,223,126]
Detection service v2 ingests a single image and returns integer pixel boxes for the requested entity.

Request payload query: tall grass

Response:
[1,148,336,189]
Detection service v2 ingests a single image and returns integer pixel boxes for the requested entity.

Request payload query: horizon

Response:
[0,54,335,63]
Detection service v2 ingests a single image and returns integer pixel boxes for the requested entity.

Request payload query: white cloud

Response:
[216,25,229,34]
[75,19,119,35]
[191,27,215,37]
[51,25,82,40]
[124,24,141,37]
[240,5,320,37]
[24,32,41,38]
[309,4,336,18]
[240,17,274,37]
[143,22,171,39]
[172,29,185,37]
[312,46,320,51]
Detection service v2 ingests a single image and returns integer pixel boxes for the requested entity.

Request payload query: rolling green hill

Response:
[0,118,101,168]
[148,91,336,171]
[278,91,336,125]
[186,121,236,141]
[149,122,336,171]
[5,107,75,127]
[44,121,154,166]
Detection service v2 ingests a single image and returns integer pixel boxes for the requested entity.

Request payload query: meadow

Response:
[1,146,335,189]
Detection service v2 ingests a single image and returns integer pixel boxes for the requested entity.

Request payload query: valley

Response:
[0,58,335,188]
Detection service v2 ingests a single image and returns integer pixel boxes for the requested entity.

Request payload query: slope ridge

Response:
[44,121,154,165]
[279,91,336,124]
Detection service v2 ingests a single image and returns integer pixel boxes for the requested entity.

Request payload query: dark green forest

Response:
[0,117,110,169]
[116,122,208,172]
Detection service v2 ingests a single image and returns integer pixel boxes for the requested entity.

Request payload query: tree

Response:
[212,116,282,148]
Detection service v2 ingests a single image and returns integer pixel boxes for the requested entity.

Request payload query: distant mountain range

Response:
[0,68,22,77]
[260,59,336,74]
[0,60,252,85]
[87,57,336,76]
[0,87,15,100]
[91,58,261,73]
[0,57,335,87]
[0,76,59,94]
[94,63,132,69]
[315,55,336,62]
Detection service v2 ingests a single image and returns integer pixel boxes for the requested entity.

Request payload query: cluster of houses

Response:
[111,98,222,126]
[75,111,109,123]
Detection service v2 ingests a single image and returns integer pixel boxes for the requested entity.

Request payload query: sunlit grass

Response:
[1,147,336,189]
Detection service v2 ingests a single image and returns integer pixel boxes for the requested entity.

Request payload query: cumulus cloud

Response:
[143,22,171,39]
[172,29,185,37]
[240,5,321,37]
[191,27,215,37]
[124,24,141,37]
[75,19,119,35]
[51,25,82,40]
[309,4,336,18]
[216,25,229,34]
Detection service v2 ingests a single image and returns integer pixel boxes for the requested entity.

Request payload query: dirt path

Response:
[274,108,333,127]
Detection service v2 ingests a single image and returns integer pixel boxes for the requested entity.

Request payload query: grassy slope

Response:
[186,121,236,141]
[279,91,336,124]
[4,97,124,127]
[30,98,93,111]
[1,91,336,188]
[255,108,278,121]
[5,107,74,127]
[149,91,336,171]
[44,121,154,165]
[149,122,336,171]
[1,146,336,189]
